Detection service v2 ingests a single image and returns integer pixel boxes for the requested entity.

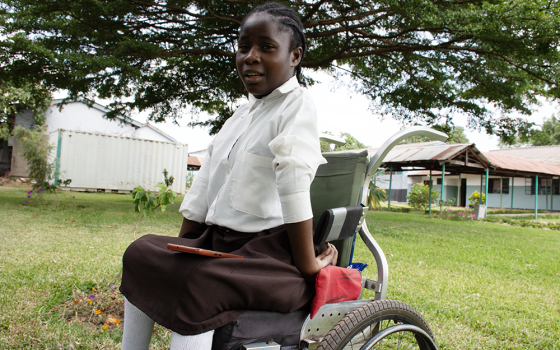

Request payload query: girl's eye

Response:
[238,44,249,51]
[263,44,274,50]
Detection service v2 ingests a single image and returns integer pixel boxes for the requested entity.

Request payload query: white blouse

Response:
[179,76,326,233]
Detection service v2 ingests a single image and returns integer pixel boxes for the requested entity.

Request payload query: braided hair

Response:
[241,2,307,87]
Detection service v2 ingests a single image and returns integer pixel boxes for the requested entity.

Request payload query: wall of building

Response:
[378,172,408,202]
[419,174,560,210]
[44,102,138,136]
[133,126,174,143]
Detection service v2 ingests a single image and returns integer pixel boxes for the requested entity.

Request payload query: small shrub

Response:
[407,184,440,210]
[131,170,178,239]
[469,191,486,206]
[185,172,194,189]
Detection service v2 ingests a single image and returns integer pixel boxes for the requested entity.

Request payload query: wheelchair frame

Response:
[240,127,448,350]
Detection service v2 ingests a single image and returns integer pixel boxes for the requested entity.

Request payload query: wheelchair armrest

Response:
[314,205,368,245]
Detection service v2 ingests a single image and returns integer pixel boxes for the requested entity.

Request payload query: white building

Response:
[9,99,177,177]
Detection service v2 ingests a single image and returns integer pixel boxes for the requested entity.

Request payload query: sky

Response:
[55,70,558,153]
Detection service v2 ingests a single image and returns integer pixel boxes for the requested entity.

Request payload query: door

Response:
[460,178,467,207]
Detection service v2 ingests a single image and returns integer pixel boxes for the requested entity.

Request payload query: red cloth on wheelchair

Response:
[310,266,362,319]
[120,224,327,335]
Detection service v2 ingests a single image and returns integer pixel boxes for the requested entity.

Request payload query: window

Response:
[526,178,534,195]
[488,179,500,194]
[552,179,559,195]
[553,179,560,195]
[437,178,442,185]
[540,178,552,195]
[488,178,508,194]
[525,177,554,195]
[502,178,509,194]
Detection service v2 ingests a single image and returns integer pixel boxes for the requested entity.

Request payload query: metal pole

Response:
[388,165,393,210]
[458,173,462,207]
[535,175,538,220]
[440,163,446,214]
[511,177,514,211]
[485,168,489,218]
[429,170,433,216]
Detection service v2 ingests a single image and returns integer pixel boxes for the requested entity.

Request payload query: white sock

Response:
[122,297,155,350]
[170,330,214,350]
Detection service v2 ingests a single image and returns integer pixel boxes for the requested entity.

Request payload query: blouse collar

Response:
[247,76,300,106]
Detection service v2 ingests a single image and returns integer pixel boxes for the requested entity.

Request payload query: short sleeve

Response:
[268,90,326,224]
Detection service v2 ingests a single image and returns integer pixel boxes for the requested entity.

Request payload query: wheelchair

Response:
[211,127,448,350]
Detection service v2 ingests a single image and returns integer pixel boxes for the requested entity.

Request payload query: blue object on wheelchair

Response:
[347,262,369,272]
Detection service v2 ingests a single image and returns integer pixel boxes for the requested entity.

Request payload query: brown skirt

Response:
[119,224,325,335]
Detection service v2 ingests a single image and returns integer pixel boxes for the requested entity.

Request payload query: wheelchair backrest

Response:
[310,149,368,267]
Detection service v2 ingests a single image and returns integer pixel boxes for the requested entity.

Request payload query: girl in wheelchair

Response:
[120,3,338,349]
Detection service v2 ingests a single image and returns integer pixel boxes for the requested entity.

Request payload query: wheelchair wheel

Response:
[316,300,437,350]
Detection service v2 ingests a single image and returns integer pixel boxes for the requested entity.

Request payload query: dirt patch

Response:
[50,279,125,333]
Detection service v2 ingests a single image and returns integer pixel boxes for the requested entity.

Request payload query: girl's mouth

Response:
[244,72,264,82]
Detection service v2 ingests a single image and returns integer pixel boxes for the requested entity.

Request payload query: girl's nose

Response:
[245,47,260,64]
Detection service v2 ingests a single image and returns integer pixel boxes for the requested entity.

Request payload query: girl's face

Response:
[236,13,302,99]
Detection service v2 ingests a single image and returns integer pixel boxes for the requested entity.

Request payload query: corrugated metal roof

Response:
[187,156,202,167]
[327,141,560,176]
[488,145,560,165]
[483,152,560,176]
[368,142,490,165]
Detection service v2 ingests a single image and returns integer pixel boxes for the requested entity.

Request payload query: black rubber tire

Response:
[316,300,435,350]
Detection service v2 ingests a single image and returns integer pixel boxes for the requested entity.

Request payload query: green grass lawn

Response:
[1,186,559,349]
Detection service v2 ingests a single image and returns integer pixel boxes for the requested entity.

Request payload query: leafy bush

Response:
[131,174,177,239]
[12,125,56,191]
[406,184,440,210]
[13,125,71,205]
[185,172,194,189]
[469,191,486,206]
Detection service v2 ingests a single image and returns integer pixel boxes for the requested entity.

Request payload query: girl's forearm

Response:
[285,219,318,282]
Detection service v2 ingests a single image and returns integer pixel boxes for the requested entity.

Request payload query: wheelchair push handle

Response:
[364,126,448,185]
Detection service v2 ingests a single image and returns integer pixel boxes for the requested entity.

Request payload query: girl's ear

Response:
[291,47,303,68]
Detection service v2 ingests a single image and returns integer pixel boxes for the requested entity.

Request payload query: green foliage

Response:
[131,178,177,239]
[469,191,486,206]
[406,184,440,210]
[0,83,52,141]
[12,125,56,191]
[162,168,174,188]
[366,168,387,210]
[530,114,560,146]
[185,172,194,189]
[132,183,177,218]
[321,131,369,152]
[499,114,560,147]
[401,124,469,144]
[2,1,559,137]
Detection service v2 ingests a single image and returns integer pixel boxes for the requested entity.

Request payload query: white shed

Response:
[10,99,179,178]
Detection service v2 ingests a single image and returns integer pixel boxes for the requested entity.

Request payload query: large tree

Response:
[530,114,560,146]
[1,0,559,136]
[0,83,51,141]
[401,124,469,144]
[498,113,560,147]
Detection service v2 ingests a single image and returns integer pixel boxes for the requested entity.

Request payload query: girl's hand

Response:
[285,219,339,283]
[316,243,338,270]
